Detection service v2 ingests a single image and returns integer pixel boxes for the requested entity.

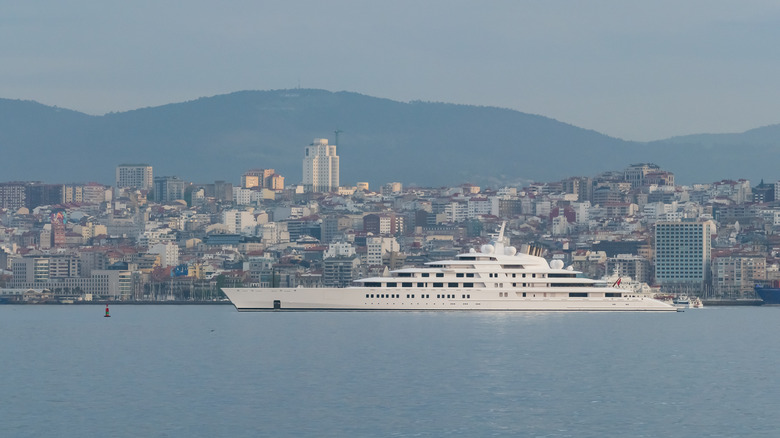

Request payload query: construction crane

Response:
[334,129,343,146]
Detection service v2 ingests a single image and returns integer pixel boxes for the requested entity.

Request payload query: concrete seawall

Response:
[702,299,763,306]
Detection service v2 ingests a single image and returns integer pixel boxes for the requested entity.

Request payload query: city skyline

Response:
[1,159,775,302]
[4,2,780,141]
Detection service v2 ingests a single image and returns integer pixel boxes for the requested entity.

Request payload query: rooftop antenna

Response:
[334,129,343,146]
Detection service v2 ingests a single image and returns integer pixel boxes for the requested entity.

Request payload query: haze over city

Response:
[6,4,780,436]
[4,1,780,141]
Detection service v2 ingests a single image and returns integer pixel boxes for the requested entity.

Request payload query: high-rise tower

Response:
[153,176,186,203]
[302,138,339,193]
[116,164,153,190]
[654,220,715,288]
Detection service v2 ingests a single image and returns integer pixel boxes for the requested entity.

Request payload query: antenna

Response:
[334,129,343,146]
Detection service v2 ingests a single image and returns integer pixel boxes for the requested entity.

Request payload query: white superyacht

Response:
[222,225,675,312]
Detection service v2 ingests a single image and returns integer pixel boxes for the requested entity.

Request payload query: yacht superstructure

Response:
[222,225,675,312]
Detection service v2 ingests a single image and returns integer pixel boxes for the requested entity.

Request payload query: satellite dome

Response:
[505,246,517,256]
[481,244,495,254]
[550,259,564,270]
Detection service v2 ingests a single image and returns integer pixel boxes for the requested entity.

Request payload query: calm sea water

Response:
[1,305,779,437]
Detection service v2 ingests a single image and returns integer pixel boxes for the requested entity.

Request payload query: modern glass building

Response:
[654,220,715,286]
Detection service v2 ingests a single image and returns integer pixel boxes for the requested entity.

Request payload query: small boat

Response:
[673,296,691,308]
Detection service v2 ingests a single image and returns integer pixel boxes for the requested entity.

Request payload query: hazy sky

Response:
[4,1,780,141]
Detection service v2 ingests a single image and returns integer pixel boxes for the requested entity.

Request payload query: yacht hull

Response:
[222,287,677,312]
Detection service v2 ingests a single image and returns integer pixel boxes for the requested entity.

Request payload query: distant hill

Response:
[0,89,778,187]
[647,124,780,184]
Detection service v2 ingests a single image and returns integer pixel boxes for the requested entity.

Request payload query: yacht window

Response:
[464,283,473,288]
[366,282,381,287]
[552,283,591,287]
[466,273,474,278]
[422,273,429,277]
[417,283,425,287]
[402,282,412,287]
[366,294,369,298]
[549,273,577,278]
[569,292,588,297]
[387,283,397,287]
[433,283,443,287]
[456,273,464,278]
[448,282,458,287]
[436,273,444,278]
